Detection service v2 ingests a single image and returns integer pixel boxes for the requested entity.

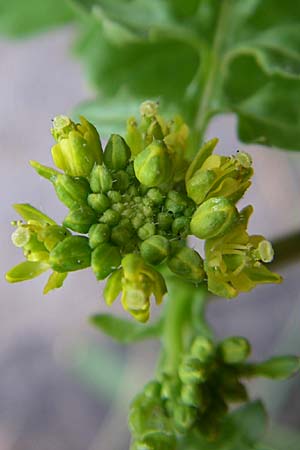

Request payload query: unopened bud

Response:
[87,193,110,213]
[63,205,97,233]
[89,164,113,193]
[167,247,205,283]
[134,141,172,187]
[219,336,251,364]
[49,236,91,272]
[89,223,110,249]
[103,134,131,170]
[91,243,121,280]
[140,235,170,265]
[190,197,238,240]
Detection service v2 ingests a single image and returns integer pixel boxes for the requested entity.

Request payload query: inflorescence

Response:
[6,101,281,322]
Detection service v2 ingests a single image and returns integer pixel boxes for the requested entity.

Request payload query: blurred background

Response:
[1,20,300,450]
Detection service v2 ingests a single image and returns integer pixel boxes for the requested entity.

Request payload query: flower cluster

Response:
[6,102,281,321]
[129,335,299,448]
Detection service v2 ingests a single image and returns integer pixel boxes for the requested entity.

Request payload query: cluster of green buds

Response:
[129,335,300,447]
[6,102,281,321]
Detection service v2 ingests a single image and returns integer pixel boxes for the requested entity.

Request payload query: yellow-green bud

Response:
[89,164,113,193]
[181,384,207,411]
[179,356,208,384]
[103,268,123,306]
[146,188,164,205]
[111,224,134,247]
[173,404,197,432]
[172,216,190,237]
[186,170,216,205]
[100,209,121,226]
[107,190,122,204]
[103,134,131,170]
[165,191,187,214]
[134,141,172,187]
[138,223,156,241]
[190,197,238,240]
[54,174,91,209]
[91,243,121,280]
[49,236,91,272]
[126,117,143,157]
[51,116,102,177]
[114,170,130,192]
[63,205,97,233]
[87,193,110,213]
[88,223,110,249]
[157,212,172,230]
[219,337,251,364]
[140,235,170,265]
[167,247,205,283]
[190,336,215,363]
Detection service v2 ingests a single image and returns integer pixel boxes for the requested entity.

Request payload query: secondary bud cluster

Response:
[129,336,300,444]
[7,102,281,321]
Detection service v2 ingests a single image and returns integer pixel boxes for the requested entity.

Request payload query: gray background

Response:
[1,28,300,450]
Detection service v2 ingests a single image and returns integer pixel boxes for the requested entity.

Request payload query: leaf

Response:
[246,355,300,379]
[181,401,267,450]
[43,271,68,294]
[6,260,49,282]
[0,0,74,37]
[13,203,57,225]
[90,313,163,343]
[71,0,300,151]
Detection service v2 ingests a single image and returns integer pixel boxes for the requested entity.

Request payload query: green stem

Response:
[193,0,230,144]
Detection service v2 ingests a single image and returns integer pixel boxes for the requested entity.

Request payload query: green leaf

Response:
[72,0,300,151]
[245,355,300,379]
[13,203,57,225]
[0,0,75,37]
[90,313,163,343]
[6,260,49,282]
[182,401,267,450]
[43,271,68,294]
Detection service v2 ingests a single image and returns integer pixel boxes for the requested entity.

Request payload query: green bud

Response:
[143,381,161,399]
[54,174,91,209]
[134,141,172,187]
[140,235,170,265]
[157,212,173,231]
[190,197,238,240]
[219,337,251,364]
[103,134,131,170]
[114,170,130,192]
[63,205,97,233]
[165,190,187,214]
[186,169,217,205]
[190,336,215,363]
[138,223,156,241]
[89,164,113,193]
[131,214,145,230]
[181,384,207,411]
[173,404,197,432]
[49,236,91,272]
[179,356,208,384]
[87,193,110,213]
[38,225,71,251]
[111,224,134,247]
[161,379,180,401]
[51,115,102,177]
[103,268,123,306]
[100,208,121,226]
[91,243,121,280]
[172,216,190,237]
[167,247,205,283]
[88,223,110,249]
[146,188,164,205]
[107,190,122,204]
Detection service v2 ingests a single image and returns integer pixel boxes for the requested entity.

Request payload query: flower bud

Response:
[51,115,102,177]
[88,223,110,249]
[167,247,205,283]
[157,212,173,231]
[138,223,156,241]
[134,141,172,187]
[179,356,208,384]
[89,164,113,193]
[140,235,170,265]
[190,197,238,240]
[63,205,97,233]
[173,404,197,432]
[181,384,208,411]
[87,193,110,213]
[165,190,187,214]
[146,188,164,205]
[111,224,134,247]
[190,336,215,363]
[114,170,130,192]
[100,208,121,226]
[54,174,91,209]
[103,134,131,170]
[91,243,121,280]
[172,216,190,237]
[219,337,251,364]
[49,236,91,272]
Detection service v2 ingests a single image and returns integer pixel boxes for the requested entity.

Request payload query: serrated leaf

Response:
[90,313,163,343]
[0,0,74,37]
[72,0,300,151]
[6,261,49,283]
